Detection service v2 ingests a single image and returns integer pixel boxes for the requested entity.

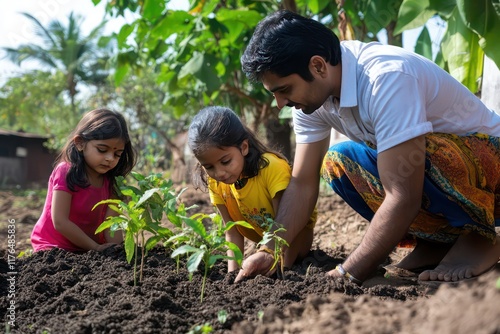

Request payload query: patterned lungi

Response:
[321,133,500,244]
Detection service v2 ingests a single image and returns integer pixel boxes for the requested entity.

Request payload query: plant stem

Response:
[200,264,208,303]
[140,231,145,283]
[133,234,138,286]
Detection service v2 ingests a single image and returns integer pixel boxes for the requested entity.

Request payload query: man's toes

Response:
[418,270,431,281]
[429,270,441,281]
[464,268,473,279]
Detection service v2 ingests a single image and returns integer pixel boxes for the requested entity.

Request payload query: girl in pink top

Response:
[31,109,136,252]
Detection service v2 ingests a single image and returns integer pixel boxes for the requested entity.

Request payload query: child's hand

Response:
[95,243,119,252]
[234,251,275,282]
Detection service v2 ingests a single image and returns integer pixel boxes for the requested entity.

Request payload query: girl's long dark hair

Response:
[187,106,287,190]
[56,108,136,194]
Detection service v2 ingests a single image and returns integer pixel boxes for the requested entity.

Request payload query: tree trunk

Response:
[265,116,292,161]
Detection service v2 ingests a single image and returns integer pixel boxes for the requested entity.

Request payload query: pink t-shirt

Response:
[31,162,111,252]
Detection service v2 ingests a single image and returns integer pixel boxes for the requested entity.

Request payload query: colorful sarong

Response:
[321,133,500,244]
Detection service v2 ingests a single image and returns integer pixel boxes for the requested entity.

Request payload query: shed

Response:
[0,129,57,188]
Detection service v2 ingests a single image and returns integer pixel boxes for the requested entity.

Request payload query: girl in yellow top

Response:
[188,106,316,272]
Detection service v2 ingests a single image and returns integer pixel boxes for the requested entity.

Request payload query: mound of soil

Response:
[1,188,499,333]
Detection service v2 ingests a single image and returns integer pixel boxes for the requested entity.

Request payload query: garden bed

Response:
[1,188,499,333]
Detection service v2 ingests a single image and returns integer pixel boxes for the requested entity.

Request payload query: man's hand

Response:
[234,251,275,282]
[327,268,343,278]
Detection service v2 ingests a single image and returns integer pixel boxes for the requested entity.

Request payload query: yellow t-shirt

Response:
[208,153,316,242]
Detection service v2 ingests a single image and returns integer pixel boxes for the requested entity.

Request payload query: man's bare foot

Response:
[418,233,500,282]
[395,238,452,272]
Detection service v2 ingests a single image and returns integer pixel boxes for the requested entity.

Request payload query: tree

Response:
[98,0,500,170]
[97,0,416,161]
[2,12,111,113]
[0,70,73,148]
[393,0,500,93]
[89,63,191,178]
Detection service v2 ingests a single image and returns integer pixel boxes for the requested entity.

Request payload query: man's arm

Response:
[330,135,426,281]
[271,137,330,246]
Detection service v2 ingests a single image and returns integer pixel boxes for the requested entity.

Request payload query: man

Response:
[235,10,500,284]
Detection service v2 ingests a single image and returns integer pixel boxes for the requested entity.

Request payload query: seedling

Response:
[170,213,253,302]
[258,223,289,279]
[94,172,194,285]
[217,309,228,324]
[187,323,213,334]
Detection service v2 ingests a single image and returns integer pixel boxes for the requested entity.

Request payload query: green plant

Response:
[187,323,213,334]
[170,213,253,302]
[17,249,33,258]
[94,172,193,285]
[257,219,289,280]
[217,309,228,324]
[496,277,500,290]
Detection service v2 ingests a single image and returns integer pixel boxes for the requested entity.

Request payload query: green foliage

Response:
[94,171,193,285]
[169,213,253,302]
[1,12,112,111]
[17,249,33,258]
[217,309,228,324]
[258,219,290,279]
[441,8,484,93]
[187,323,213,334]
[394,0,500,93]
[0,71,70,144]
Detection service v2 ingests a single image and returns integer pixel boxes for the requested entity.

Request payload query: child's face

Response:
[77,138,125,177]
[196,141,249,184]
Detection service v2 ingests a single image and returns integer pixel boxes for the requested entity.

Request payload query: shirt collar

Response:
[339,41,359,108]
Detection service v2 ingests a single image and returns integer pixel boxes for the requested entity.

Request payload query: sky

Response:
[0,1,444,83]
[0,0,120,80]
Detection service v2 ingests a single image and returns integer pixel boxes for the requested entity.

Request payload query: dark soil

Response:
[1,188,499,333]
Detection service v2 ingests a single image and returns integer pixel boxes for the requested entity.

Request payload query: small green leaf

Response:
[142,0,165,21]
[187,251,205,273]
[92,198,120,211]
[135,188,160,207]
[125,233,135,263]
[117,24,135,48]
[208,254,225,267]
[145,235,163,250]
[183,216,208,238]
[225,220,253,232]
[395,0,436,35]
[415,26,433,60]
[171,244,200,258]
[115,62,130,86]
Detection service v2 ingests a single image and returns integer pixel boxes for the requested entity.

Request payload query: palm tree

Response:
[2,12,111,113]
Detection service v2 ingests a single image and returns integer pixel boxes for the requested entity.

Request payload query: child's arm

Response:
[216,204,244,272]
[51,190,111,251]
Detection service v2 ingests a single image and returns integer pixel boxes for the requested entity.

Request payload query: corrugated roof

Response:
[0,129,50,139]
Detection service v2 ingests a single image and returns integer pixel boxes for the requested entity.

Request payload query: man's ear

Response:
[309,55,328,77]
[240,139,249,156]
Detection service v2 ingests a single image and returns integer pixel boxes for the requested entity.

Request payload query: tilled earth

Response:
[0,188,499,333]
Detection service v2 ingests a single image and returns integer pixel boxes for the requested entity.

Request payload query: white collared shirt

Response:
[293,40,500,152]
